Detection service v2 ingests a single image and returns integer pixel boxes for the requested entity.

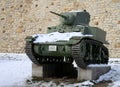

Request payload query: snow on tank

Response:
[32,32,93,43]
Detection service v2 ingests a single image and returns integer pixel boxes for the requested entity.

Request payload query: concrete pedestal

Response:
[32,63,111,80]
[77,65,111,81]
[32,63,77,78]
[32,63,43,77]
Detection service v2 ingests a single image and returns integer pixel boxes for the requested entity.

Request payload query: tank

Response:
[25,10,109,69]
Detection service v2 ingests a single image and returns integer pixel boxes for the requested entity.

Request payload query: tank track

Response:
[25,41,73,64]
[25,41,40,65]
[72,43,87,68]
[72,39,109,69]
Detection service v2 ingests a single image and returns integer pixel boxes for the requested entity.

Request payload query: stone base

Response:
[32,63,77,78]
[32,63,111,80]
[32,63,43,77]
[77,65,111,81]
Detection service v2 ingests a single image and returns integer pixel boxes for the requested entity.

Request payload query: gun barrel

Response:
[50,11,67,19]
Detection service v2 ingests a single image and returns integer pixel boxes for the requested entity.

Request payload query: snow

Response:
[88,64,109,67]
[29,80,94,87]
[0,53,120,87]
[0,53,32,86]
[33,32,93,43]
[95,58,120,87]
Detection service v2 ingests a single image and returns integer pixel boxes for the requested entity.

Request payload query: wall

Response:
[0,0,120,57]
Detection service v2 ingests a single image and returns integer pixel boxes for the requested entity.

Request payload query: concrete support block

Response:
[32,63,77,78]
[77,65,111,81]
[32,63,43,77]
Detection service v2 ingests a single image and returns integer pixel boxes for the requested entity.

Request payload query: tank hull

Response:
[25,37,109,69]
[33,44,72,57]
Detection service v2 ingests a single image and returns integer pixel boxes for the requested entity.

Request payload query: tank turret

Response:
[50,11,75,25]
[50,10,90,25]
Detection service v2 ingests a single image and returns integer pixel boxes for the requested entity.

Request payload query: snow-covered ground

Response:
[0,53,32,87]
[0,53,120,87]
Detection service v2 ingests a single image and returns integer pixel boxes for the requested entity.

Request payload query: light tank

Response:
[25,10,109,69]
